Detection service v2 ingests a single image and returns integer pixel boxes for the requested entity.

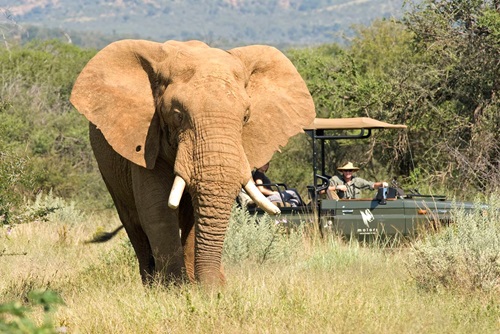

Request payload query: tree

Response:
[279,1,500,197]
[402,0,500,192]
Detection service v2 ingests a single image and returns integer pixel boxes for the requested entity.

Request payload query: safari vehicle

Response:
[242,117,477,238]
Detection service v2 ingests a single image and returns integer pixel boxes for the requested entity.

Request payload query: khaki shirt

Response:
[329,175,374,199]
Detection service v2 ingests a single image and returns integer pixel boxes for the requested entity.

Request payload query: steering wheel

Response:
[315,175,330,194]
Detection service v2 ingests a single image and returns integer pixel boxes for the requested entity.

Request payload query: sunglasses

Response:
[342,170,354,172]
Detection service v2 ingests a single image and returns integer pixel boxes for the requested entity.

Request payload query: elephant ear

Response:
[70,39,166,169]
[228,45,316,169]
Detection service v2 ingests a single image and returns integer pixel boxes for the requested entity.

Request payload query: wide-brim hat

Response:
[337,162,359,172]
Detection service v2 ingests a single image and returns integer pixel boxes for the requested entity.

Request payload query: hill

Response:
[1,0,406,49]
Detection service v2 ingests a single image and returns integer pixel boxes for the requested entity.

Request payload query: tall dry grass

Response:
[1,198,499,333]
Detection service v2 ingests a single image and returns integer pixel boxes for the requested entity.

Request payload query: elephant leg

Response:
[114,199,155,284]
[131,163,185,283]
[100,179,155,283]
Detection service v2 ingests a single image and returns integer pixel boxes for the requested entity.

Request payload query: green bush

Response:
[407,194,500,293]
[0,290,64,334]
[0,149,35,225]
[21,190,86,225]
[224,206,304,264]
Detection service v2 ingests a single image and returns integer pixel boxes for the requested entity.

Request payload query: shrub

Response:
[0,289,64,334]
[0,149,35,225]
[1,188,86,238]
[223,206,304,264]
[407,195,500,293]
[23,190,86,225]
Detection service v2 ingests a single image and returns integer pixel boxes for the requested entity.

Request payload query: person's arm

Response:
[255,178,279,196]
[353,177,381,190]
[328,184,347,192]
[373,181,389,189]
[328,176,347,192]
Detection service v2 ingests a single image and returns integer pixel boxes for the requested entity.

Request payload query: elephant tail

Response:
[85,225,124,243]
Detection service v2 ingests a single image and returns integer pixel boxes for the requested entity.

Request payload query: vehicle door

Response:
[321,197,407,237]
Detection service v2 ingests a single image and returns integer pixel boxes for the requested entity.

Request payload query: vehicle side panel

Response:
[321,199,407,236]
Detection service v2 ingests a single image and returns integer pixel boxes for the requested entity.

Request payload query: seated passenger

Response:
[253,162,303,207]
[328,162,388,199]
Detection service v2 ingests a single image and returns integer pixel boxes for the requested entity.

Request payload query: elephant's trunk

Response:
[174,141,279,284]
[191,146,243,284]
[177,115,244,284]
[191,176,236,285]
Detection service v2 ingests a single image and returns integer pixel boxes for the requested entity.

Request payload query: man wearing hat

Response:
[328,162,388,199]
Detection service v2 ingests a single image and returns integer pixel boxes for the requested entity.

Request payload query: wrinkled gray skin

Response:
[70,39,315,286]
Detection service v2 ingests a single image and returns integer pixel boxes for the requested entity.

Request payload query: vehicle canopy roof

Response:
[304,117,407,131]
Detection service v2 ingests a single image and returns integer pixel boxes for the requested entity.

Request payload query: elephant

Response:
[70,39,315,286]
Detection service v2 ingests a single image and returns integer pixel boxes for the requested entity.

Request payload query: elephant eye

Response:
[243,109,250,124]
[173,110,183,126]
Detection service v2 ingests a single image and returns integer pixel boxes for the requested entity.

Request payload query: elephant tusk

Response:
[168,176,186,209]
[244,179,281,215]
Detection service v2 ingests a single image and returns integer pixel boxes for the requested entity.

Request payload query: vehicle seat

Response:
[375,187,399,201]
[237,188,294,208]
[238,185,302,208]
